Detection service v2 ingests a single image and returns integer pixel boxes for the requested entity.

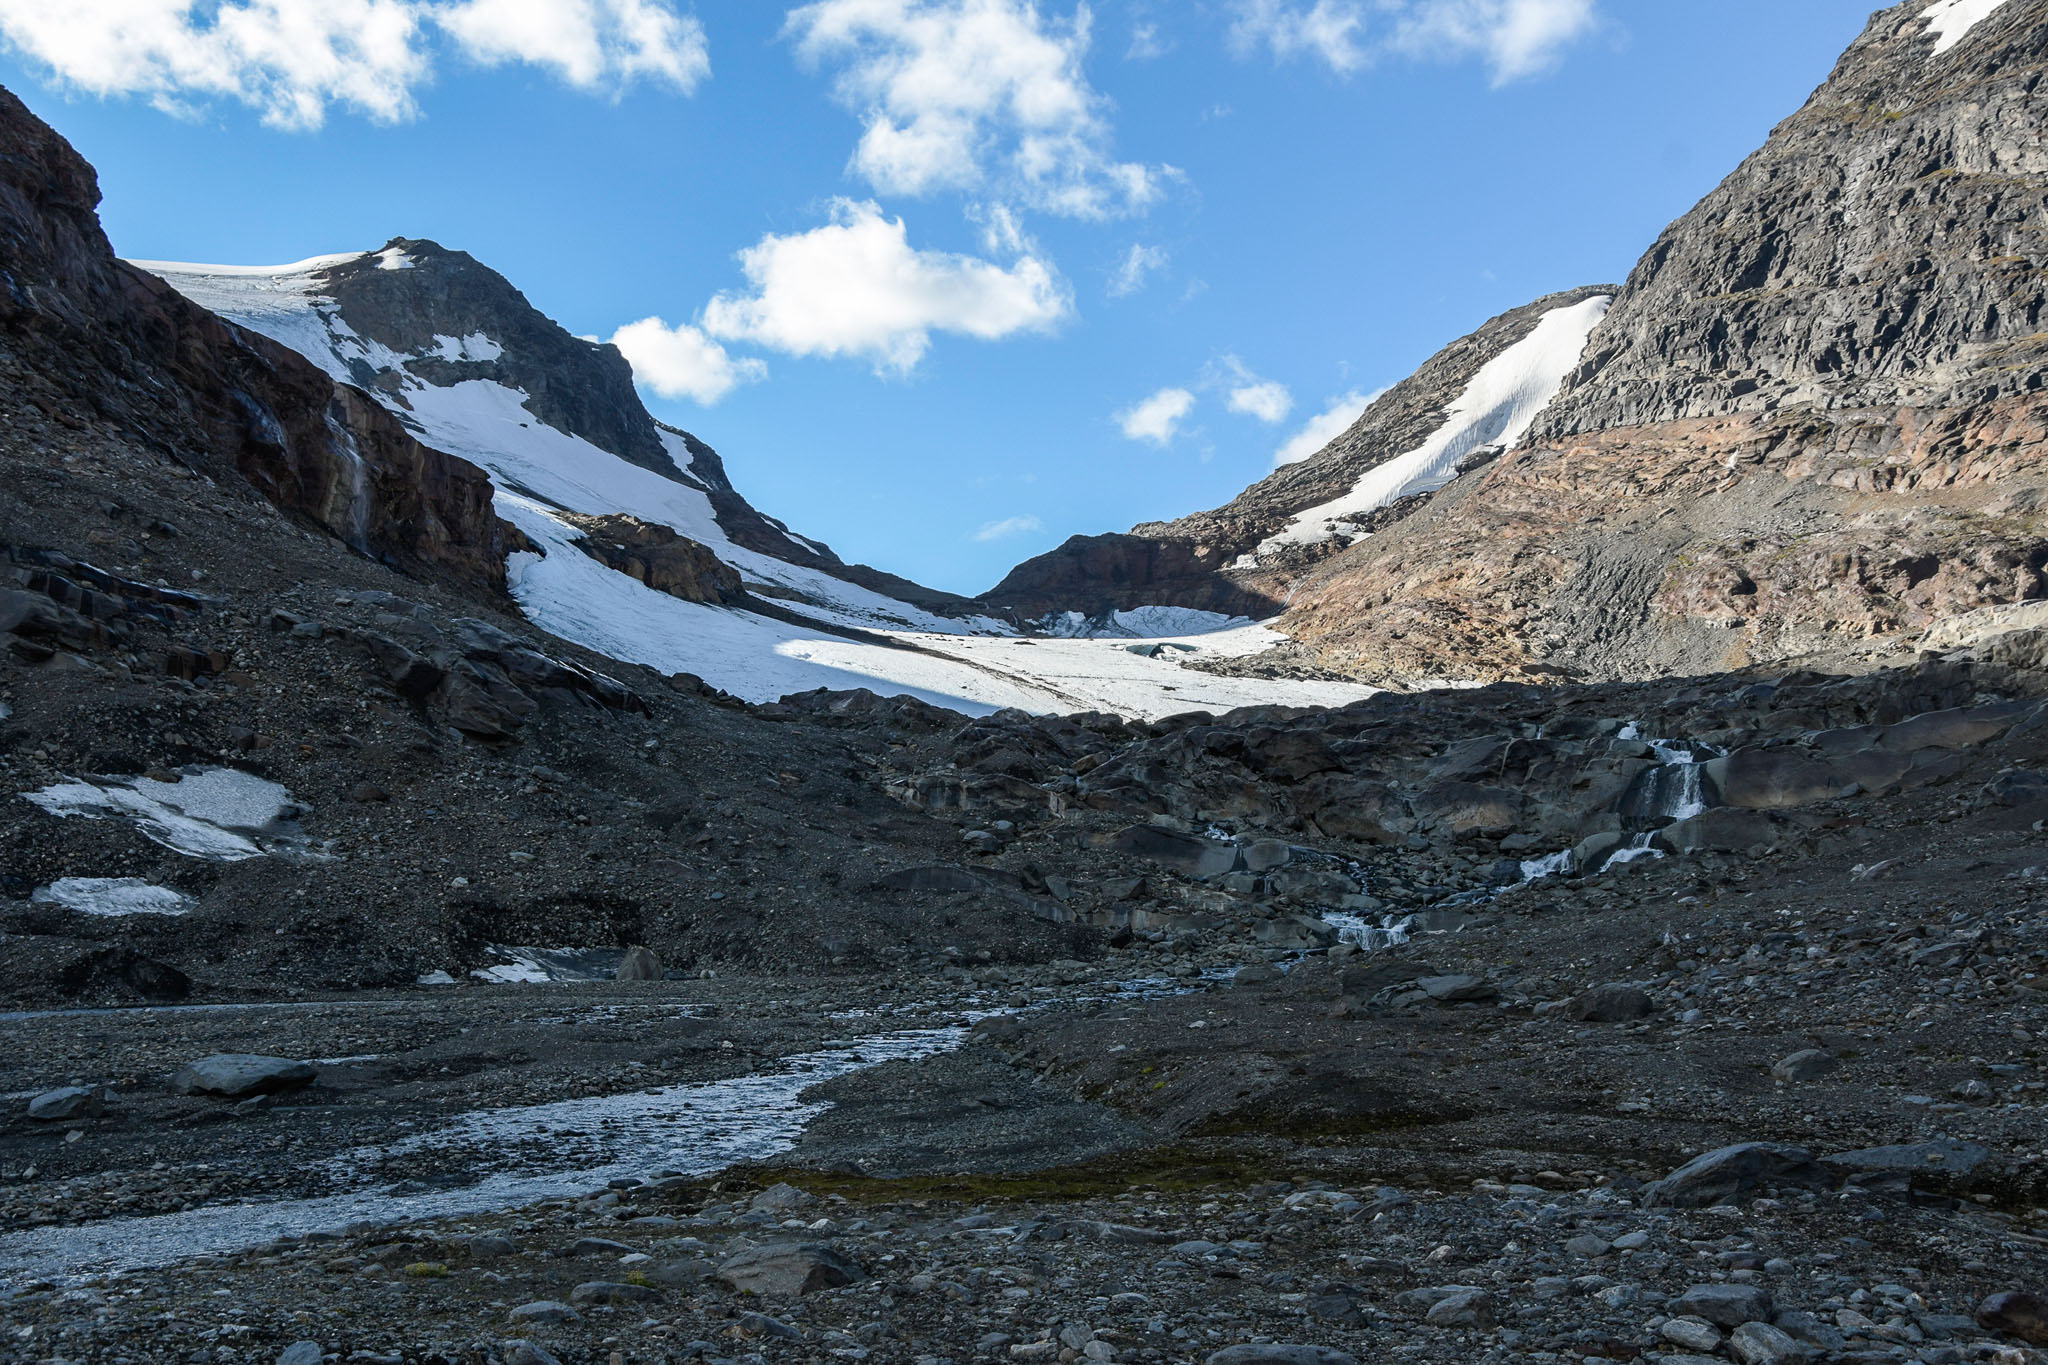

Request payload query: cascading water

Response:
[325,413,373,552]
[1641,740,1715,822]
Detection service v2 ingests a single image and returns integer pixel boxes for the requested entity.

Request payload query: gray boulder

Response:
[1672,1283,1775,1328]
[276,1345,324,1365]
[1417,974,1497,1002]
[1771,1049,1837,1083]
[568,1281,660,1306]
[506,1301,579,1324]
[1642,1142,1826,1207]
[1729,1321,1812,1365]
[716,1242,865,1296]
[172,1055,316,1099]
[1110,825,1239,879]
[1568,983,1653,1022]
[26,1086,104,1122]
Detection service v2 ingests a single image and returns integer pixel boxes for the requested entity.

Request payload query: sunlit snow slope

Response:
[137,252,1374,719]
[1258,295,1611,555]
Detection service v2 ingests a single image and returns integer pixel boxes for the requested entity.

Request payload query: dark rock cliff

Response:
[0,89,517,589]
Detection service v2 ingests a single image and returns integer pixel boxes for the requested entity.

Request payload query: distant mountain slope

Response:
[1275,0,2048,684]
[980,286,1615,622]
[134,241,1378,717]
[140,244,974,621]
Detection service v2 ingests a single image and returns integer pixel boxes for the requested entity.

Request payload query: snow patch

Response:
[1043,606,1254,639]
[30,878,193,917]
[469,946,629,984]
[21,769,305,862]
[1259,296,1610,554]
[428,332,505,363]
[376,246,415,271]
[1921,0,2012,54]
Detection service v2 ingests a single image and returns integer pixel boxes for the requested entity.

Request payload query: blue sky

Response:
[1,0,1884,595]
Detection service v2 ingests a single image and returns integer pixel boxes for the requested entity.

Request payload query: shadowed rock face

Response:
[567,513,747,606]
[0,89,518,589]
[980,532,1285,622]
[979,287,1615,622]
[1272,0,2048,684]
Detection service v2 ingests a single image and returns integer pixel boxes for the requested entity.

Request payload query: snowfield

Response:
[1257,295,1610,556]
[1921,0,2013,54]
[137,256,1378,719]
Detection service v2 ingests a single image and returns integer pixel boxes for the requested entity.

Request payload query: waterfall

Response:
[326,414,373,552]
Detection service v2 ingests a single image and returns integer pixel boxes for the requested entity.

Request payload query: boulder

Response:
[1977,1291,2048,1345]
[1568,984,1653,1022]
[1703,749,1853,809]
[1642,1143,1826,1208]
[1111,825,1239,879]
[172,1055,316,1099]
[1822,1140,1989,1187]
[615,946,661,981]
[276,1345,324,1365]
[1671,1283,1775,1328]
[1658,807,1787,856]
[1729,1321,1812,1365]
[751,1182,816,1212]
[26,1085,104,1121]
[1424,1289,1496,1328]
[716,1242,865,1296]
[568,1281,660,1306]
[1417,974,1497,1003]
[1252,915,1338,951]
[1410,782,1520,837]
[1771,1049,1837,1083]
[506,1301,579,1324]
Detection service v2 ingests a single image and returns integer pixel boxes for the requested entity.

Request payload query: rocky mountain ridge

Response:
[3,24,2048,1362]
[980,286,1616,625]
[993,0,2048,696]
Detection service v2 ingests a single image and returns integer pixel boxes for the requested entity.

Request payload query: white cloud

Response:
[437,0,710,91]
[0,0,707,130]
[785,0,1170,219]
[611,316,766,405]
[1229,379,1293,424]
[1228,0,1366,73]
[1126,21,1169,60]
[1108,242,1168,298]
[702,199,1071,374]
[1117,387,1196,446]
[1388,0,1596,83]
[1227,0,1596,83]
[1217,354,1292,423]
[1274,389,1373,466]
[974,514,1045,541]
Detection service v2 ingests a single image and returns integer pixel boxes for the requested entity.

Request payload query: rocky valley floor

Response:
[4,232,2048,1365]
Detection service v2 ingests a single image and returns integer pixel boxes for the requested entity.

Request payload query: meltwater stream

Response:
[0,1024,967,1285]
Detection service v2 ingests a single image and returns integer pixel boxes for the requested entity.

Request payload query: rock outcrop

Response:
[0,89,518,589]
[1273,0,2048,683]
